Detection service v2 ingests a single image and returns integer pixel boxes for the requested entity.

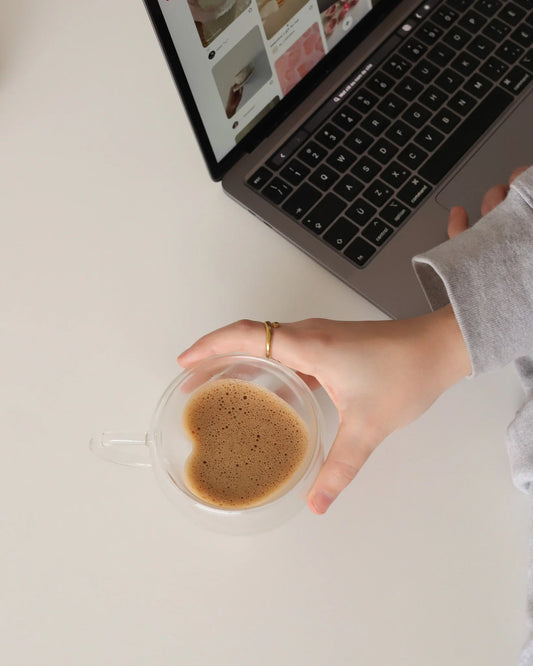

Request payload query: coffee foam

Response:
[183,378,309,508]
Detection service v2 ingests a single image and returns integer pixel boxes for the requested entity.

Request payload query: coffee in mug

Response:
[183,378,309,509]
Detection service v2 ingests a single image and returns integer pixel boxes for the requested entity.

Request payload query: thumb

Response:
[307,421,378,514]
[447,206,469,239]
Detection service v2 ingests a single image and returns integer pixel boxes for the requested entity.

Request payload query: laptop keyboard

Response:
[246,0,532,268]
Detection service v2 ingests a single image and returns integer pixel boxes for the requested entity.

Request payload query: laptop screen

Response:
[156,1,385,165]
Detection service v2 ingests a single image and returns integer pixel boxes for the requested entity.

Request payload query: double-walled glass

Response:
[91,354,324,534]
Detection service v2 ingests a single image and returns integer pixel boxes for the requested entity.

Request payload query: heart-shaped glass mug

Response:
[90,354,324,534]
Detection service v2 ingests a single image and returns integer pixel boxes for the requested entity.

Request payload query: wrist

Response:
[421,304,472,389]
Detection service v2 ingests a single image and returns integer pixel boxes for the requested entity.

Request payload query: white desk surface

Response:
[1,2,530,664]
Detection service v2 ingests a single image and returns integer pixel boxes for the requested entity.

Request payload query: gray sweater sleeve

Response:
[412,166,533,665]
[412,167,533,376]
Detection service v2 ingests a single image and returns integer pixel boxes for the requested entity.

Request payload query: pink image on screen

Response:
[275,24,325,97]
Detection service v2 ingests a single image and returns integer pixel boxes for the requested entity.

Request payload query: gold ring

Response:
[264,321,280,359]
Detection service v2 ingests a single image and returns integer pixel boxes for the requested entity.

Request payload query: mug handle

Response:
[90,432,152,468]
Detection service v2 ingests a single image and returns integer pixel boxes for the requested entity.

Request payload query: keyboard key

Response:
[459,9,487,32]
[467,34,496,58]
[500,65,532,94]
[397,176,432,207]
[475,0,503,17]
[521,50,533,73]
[515,0,532,9]
[315,123,345,149]
[352,155,381,182]
[248,166,272,189]
[368,138,399,164]
[326,146,357,172]
[282,182,321,218]
[362,218,394,246]
[432,107,461,132]
[280,159,310,186]
[480,55,509,80]
[345,127,373,154]
[395,76,424,101]
[323,218,359,250]
[361,110,391,137]
[448,90,477,115]
[417,21,444,45]
[498,2,526,26]
[262,177,293,204]
[411,59,440,84]
[381,199,411,226]
[350,88,378,113]
[419,85,448,110]
[496,39,524,63]
[363,179,394,207]
[419,87,513,184]
[402,102,431,128]
[367,71,396,95]
[381,162,411,187]
[378,93,408,118]
[512,24,533,48]
[310,164,340,191]
[433,5,459,29]
[414,125,445,149]
[345,198,377,226]
[385,120,416,146]
[464,72,492,98]
[383,55,412,78]
[303,193,346,234]
[443,26,472,50]
[298,141,328,167]
[332,108,362,132]
[398,143,429,169]
[399,38,428,61]
[344,236,376,266]
[483,17,511,40]
[451,52,481,76]
[333,175,364,201]
[435,68,465,93]
[427,42,456,66]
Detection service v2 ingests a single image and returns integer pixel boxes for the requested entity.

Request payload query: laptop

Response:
[142,0,532,318]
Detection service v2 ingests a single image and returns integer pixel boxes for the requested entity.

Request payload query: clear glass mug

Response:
[90,354,324,535]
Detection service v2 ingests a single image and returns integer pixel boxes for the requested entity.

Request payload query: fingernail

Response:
[310,491,334,514]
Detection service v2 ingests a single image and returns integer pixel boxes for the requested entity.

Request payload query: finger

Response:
[481,184,508,216]
[447,206,469,239]
[178,320,308,377]
[307,421,378,514]
[178,321,322,396]
[178,320,267,367]
[509,165,529,184]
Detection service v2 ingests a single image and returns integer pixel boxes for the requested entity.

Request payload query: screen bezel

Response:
[142,0,402,181]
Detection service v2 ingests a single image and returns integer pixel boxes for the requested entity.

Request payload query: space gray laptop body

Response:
[143,0,533,318]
